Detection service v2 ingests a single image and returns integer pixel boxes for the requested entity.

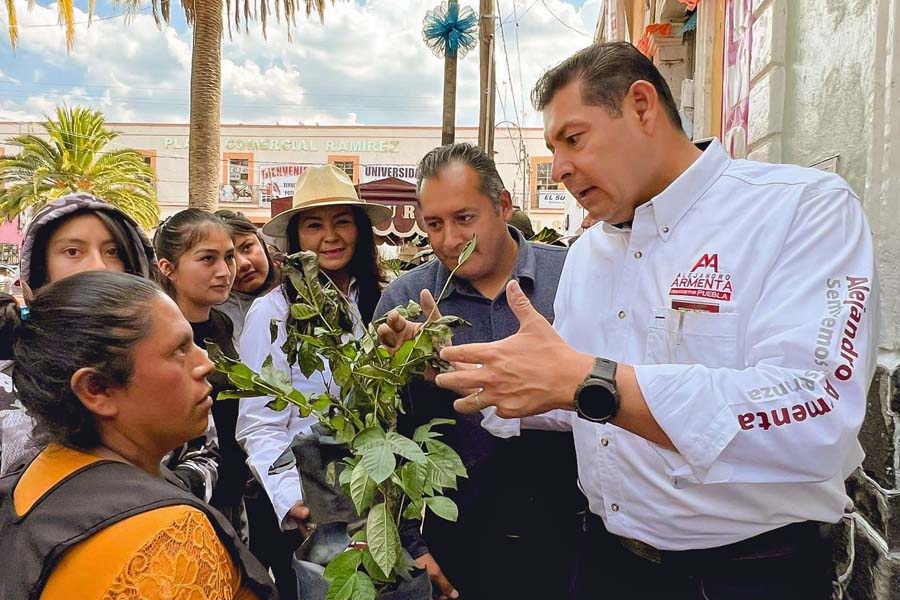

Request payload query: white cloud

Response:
[1,0,600,126]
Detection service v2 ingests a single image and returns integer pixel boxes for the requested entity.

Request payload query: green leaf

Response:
[266,398,288,411]
[366,502,402,577]
[311,393,332,413]
[425,496,459,521]
[413,418,456,443]
[298,341,325,378]
[338,460,355,488]
[324,548,362,581]
[269,319,279,344]
[325,461,338,486]
[386,432,427,464]
[457,234,477,266]
[355,364,404,385]
[425,439,467,492]
[291,302,318,320]
[260,355,293,393]
[215,389,260,400]
[402,498,425,520]
[326,568,376,600]
[360,546,391,583]
[396,462,426,502]
[353,427,386,448]
[390,339,417,369]
[404,299,422,319]
[349,462,378,515]
[332,360,352,387]
[358,439,396,484]
[433,315,471,328]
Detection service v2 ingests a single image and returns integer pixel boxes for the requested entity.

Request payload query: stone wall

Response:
[836,367,900,598]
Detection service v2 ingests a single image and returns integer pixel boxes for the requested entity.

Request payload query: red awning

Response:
[356,177,425,240]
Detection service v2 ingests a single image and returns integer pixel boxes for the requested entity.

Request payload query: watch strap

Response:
[589,357,617,386]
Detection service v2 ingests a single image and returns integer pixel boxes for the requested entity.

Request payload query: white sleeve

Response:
[479,407,573,437]
[236,296,304,530]
[633,188,878,484]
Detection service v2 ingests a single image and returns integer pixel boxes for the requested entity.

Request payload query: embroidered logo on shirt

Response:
[669,253,733,302]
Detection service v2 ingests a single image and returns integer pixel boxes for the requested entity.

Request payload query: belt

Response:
[586,514,832,567]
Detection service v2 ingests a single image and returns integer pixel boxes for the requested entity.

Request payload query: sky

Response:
[0,0,601,128]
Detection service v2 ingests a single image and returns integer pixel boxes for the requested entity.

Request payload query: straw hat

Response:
[262,165,392,240]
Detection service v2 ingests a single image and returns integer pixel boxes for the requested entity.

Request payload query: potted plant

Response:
[211,238,476,600]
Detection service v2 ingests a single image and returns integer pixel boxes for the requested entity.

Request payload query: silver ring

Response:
[474,390,483,410]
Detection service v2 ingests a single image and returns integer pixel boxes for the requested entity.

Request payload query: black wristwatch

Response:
[573,357,619,423]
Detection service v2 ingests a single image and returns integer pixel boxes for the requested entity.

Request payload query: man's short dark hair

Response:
[416,143,506,210]
[531,42,683,133]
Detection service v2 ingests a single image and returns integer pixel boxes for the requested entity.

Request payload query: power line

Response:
[512,0,527,130]
[498,0,539,27]
[495,1,522,128]
[10,80,440,101]
[539,0,592,38]
[0,90,442,112]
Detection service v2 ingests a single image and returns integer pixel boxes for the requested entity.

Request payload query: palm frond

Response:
[0,106,160,231]
[5,0,18,49]
[58,0,75,52]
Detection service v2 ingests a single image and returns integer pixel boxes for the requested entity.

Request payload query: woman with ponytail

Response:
[0,271,276,599]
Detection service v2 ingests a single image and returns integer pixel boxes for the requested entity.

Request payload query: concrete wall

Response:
[780,0,876,205]
[773,1,900,597]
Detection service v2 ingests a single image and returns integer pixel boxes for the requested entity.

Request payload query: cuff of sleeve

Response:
[479,407,521,438]
[400,520,430,559]
[268,475,304,531]
[633,363,739,477]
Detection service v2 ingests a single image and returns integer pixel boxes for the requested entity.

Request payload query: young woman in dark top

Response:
[214,209,281,349]
[154,208,248,534]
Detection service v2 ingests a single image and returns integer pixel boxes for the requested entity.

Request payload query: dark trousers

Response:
[427,512,581,600]
[245,485,303,600]
[575,513,834,600]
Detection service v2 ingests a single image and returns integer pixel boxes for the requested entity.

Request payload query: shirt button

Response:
[662,226,670,233]
[611,503,620,512]
[600,437,609,447]
[633,251,643,259]
[493,304,502,310]
[617,310,626,319]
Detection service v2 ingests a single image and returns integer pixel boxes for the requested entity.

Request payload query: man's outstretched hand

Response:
[435,280,594,418]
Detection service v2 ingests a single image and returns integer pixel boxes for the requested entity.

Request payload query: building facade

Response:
[594,1,900,597]
[0,123,571,252]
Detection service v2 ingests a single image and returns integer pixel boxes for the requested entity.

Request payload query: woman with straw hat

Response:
[235,165,392,599]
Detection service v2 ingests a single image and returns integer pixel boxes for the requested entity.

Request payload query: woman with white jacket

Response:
[236,165,390,599]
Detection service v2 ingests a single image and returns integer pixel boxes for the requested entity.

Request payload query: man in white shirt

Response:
[435,42,879,599]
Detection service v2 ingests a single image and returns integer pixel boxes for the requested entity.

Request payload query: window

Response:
[536,162,556,191]
[334,161,355,181]
[137,150,157,188]
[327,155,360,184]
[228,158,249,186]
[221,153,255,203]
[530,158,562,210]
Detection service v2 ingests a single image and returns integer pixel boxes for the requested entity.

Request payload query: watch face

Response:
[577,382,617,422]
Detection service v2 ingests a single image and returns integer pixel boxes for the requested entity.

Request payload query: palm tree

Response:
[0,105,159,231]
[4,0,331,210]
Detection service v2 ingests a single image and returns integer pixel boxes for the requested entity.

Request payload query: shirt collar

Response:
[433,225,536,300]
[347,276,360,303]
[636,138,731,241]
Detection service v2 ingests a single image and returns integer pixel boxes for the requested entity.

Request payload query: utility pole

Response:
[441,0,460,145]
[478,0,496,154]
